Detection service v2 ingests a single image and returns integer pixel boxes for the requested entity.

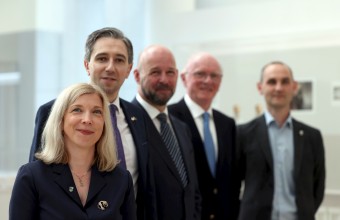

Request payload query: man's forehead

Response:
[263,73,292,82]
[93,38,127,53]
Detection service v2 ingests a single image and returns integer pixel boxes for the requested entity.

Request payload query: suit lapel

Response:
[120,99,148,180]
[86,166,107,204]
[169,115,191,184]
[213,110,230,167]
[52,164,82,207]
[120,99,139,132]
[257,116,274,171]
[53,164,107,207]
[132,98,182,184]
[292,119,304,180]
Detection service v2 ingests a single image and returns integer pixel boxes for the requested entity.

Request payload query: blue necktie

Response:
[157,113,188,187]
[203,112,216,177]
[109,104,126,169]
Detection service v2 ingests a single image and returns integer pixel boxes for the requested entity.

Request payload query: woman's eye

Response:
[93,109,102,115]
[72,108,81,113]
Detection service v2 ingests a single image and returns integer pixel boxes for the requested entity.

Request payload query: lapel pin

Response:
[131,116,137,122]
[299,130,304,136]
[69,186,74,192]
[98,201,109,211]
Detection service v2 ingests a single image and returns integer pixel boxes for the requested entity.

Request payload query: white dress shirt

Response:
[184,94,218,160]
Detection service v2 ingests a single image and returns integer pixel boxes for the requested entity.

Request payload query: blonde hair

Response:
[35,83,118,171]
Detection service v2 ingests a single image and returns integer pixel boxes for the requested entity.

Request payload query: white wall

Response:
[145,0,340,130]
[0,0,36,34]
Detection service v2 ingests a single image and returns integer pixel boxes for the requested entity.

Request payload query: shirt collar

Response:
[136,93,169,120]
[184,94,213,118]
[264,110,292,127]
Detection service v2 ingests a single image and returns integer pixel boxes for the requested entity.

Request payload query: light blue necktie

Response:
[203,112,216,177]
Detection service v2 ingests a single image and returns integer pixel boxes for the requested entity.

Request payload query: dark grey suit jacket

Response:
[237,115,325,220]
[10,161,136,220]
[169,99,240,220]
[132,98,202,220]
[29,98,154,220]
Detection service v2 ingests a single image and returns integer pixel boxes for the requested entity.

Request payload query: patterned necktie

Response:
[109,104,126,169]
[157,113,188,187]
[203,112,216,177]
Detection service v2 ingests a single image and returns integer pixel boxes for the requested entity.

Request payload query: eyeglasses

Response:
[191,71,222,82]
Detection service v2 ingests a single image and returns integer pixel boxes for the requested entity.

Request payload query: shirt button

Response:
[209,214,215,219]
[213,188,218,194]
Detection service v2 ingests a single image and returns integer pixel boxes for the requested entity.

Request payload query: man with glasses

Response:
[169,52,240,220]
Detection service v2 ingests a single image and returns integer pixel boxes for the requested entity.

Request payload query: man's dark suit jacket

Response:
[10,160,136,220]
[237,115,325,220]
[169,99,240,220]
[132,98,202,220]
[29,98,154,220]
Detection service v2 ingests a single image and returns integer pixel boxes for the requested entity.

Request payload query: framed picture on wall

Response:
[331,82,340,105]
[291,80,313,111]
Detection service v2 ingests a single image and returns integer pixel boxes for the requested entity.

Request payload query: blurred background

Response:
[1,0,340,219]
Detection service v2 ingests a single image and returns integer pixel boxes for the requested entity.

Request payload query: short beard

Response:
[141,85,173,106]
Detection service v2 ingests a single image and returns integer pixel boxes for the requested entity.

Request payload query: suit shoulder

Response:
[17,160,47,176]
[237,116,263,132]
[37,99,55,113]
[212,109,235,123]
[120,98,144,115]
[171,114,188,128]
[293,119,322,134]
[168,100,185,113]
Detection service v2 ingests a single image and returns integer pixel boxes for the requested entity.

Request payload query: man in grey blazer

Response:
[132,45,201,220]
[169,52,240,220]
[237,61,325,220]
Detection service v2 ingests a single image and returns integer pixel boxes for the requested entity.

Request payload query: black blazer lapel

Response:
[151,118,183,185]
[213,110,231,167]
[169,115,192,185]
[132,98,182,184]
[86,166,107,204]
[169,99,210,173]
[292,119,304,180]
[120,99,148,182]
[257,116,274,171]
[52,164,83,207]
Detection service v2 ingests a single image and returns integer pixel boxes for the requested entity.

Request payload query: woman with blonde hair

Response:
[10,83,136,220]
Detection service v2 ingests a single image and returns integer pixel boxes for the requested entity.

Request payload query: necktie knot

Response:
[203,112,210,122]
[157,113,167,124]
[110,104,118,115]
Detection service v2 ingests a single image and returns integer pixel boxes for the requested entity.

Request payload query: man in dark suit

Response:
[169,52,240,220]
[237,61,325,220]
[132,45,201,220]
[28,27,154,220]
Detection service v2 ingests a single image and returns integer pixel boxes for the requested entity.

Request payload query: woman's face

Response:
[63,93,104,151]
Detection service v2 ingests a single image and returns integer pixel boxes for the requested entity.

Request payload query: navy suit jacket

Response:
[9,161,136,220]
[132,98,202,220]
[169,99,240,220]
[237,115,325,220]
[29,98,153,220]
